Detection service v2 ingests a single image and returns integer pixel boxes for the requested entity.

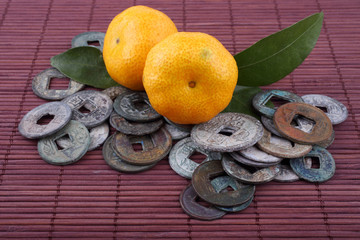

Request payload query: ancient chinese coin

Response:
[18,101,72,139]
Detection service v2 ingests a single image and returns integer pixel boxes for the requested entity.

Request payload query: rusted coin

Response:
[164,123,190,140]
[37,120,90,165]
[102,134,156,173]
[113,127,172,166]
[257,129,312,158]
[252,90,304,118]
[18,101,72,139]
[71,31,105,51]
[273,102,333,145]
[302,94,348,125]
[180,184,226,221]
[32,68,84,100]
[164,117,194,133]
[239,146,282,164]
[273,158,311,182]
[102,85,129,100]
[114,91,161,122]
[62,90,113,128]
[211,176,254,212]
[290,146,336,183]
[191,113,264,152]
[229,152,280,168]
[222,154,280,184]
[169,137,222,179]
[109,111,163,136]
[57,122,109,151]
[192,160,255,207]
[261,116,282,137]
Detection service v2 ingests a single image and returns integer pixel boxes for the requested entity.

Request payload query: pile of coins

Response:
[18,32,349,221]
[172,89,348,220]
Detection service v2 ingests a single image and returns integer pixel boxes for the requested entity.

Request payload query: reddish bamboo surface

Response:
[0,0,359,239]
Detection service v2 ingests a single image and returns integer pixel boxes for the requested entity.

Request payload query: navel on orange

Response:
[103,6,177,91]
[143,32,238,124]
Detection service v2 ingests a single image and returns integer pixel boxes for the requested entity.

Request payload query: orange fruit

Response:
[143,32,238,124]
[103,6,178,91]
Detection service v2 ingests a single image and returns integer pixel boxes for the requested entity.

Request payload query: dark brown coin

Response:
[109,111,163,136]
[222,154,280,184]
[273,102,333,145]
[192,160,255,207]
[102,135,156,173]
[257,129,312,158]
[112,127,172,166]
[180,184,226,221]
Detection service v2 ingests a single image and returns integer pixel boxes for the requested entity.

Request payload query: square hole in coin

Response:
[309,156,321,169]
[133,99,149,111]
[315,106,328,113]
[37,114,55,125]
[189,151,206,164]
[54,134,71,151]
[77,101,96,115]
[291,115,315,133]
[48,77,69,90]
[218,126,235,137]
[219,185,235,193]
[265,95,290,108]
[129,135,154,152]
[87,40,100,47]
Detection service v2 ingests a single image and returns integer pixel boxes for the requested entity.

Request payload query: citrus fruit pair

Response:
[103,6,238,124]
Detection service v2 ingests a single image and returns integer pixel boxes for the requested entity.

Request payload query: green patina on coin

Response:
[38,120,90,165]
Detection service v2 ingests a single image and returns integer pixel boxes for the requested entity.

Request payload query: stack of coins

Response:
[19,32,349,221]
[174,89,348,220]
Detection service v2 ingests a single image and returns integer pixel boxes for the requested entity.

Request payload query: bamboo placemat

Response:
[0,0,359,239]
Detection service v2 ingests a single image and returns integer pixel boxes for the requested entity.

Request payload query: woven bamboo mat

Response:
[0,0,359,239]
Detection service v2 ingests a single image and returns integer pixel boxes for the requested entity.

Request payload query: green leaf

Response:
[234,12,324,86]
[222,86,263,119]
[51,46,120,89]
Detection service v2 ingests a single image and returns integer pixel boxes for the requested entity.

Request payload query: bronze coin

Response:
[192,160,255,207]
[273,102,333,145]
[112,127,172,166]
[180,184,226,221]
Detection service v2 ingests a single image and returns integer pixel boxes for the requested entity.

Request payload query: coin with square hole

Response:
[239,145,282,164]
[302,94,348,125]
[257,129,312,158]
[38,120,90,165]
[114,91,161,122]
[180,184,226,221]
[192,160,255,207]
[222,154,280,184]
[113,127,172,166]
[109,111,163,136]
[290,146,336,183]
[211,176,254,212]
[164,123,190,140]
[229,152,279,168]
[102,85,129,100]
[18,101,72,139]
[169,137,222,179]
[102,134,156,173]
[62,90,113,128]
[273,102,333,145]
[252,90,304,118]
[32,68,84,100]
[164,117,194,133]
[71,31,105,51]
[191,113,264,152]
